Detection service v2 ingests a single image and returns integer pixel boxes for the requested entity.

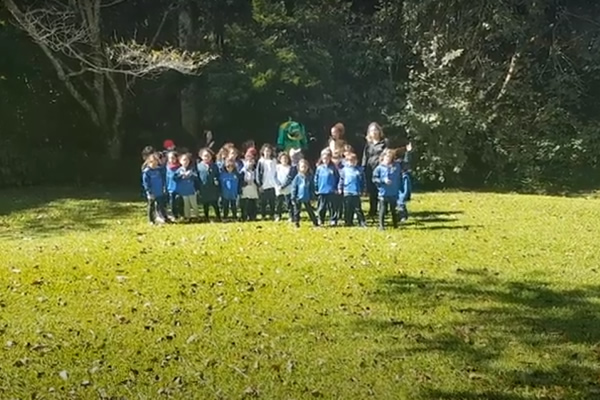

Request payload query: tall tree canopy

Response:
[1,0,599,190]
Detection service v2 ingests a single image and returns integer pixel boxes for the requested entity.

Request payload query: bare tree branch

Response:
[497,49,520,101]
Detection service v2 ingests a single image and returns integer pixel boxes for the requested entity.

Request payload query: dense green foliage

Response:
[1,188,600,398]
[1,0,600,190]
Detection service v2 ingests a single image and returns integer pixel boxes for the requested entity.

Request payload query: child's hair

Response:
[141,146,155,160]
[320,148,332,157]
[298,159,311,172]
[367,122,384,142]
[332,122,345,137]
[346,153,358,163]
[343,144,353,153]
[380,148,396,163]
[143,153,160,168]
[179,152,192,166]
[278,152,291,165]
[260,143,275,158]
[198,147,214,160]
[225,157,236,170]
[167,151,178,162]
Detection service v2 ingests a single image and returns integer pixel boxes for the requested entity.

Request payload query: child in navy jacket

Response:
[196,148,222,222]
[142,153,168,224]
[314,149,340,226]
[291,159,318,228]
[175,153,199,221]
[219,158,241,220]
[165,151,183,219]
[372,149,402,230]
[338,153,366,227]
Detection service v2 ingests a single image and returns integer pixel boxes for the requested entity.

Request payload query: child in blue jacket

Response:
[219,158,241,221]
[165,151,183,219]
[142,153,168,224]
[175,153,199,221]
[314,149,340,226]
[397,143,413,221]
[338,153,366,227]
[372,149,402,230]
[291,159,318,228]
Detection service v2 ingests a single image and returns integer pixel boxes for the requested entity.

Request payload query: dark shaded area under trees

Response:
[1,0,599,192]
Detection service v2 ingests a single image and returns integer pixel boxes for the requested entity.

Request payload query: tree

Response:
[3,0,216,158]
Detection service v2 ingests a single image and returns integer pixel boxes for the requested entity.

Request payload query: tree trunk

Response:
[108,133,122,160]
[178,0,199,140]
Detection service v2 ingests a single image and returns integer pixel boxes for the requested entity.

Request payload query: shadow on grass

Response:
[359,271,600,399]
[0,186,141,237]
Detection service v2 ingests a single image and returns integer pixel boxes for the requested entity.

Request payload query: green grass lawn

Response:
[1,187,599,399]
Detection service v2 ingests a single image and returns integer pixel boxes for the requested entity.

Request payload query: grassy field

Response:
[1,187,599,399]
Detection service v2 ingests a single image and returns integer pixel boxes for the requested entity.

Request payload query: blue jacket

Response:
[314,163,339,195]
[219,170,241,201]
[142,167,165,198]
[175,167,197,196]
[339,165,365,196]
[372,162,402,198]
[398,171,412,204]
[165,164,179,194]
[291,173,314,203]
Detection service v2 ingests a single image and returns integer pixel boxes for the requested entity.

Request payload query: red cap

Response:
[163,139,175,149]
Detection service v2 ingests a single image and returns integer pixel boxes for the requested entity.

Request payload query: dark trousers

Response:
[365,169,378,217]
[202,200,221,221]
[260,188,276,219]
[147,195,168,223]
[240,198,258,221]
[317,193,336,224]
[344,195,366,226]
[332,193,343,223]
[292,200,318,227]
[378,196,399,229]
[276,194,292,220]
[168,192,183,218]
[398,203,409,220]
[222,199,238,220]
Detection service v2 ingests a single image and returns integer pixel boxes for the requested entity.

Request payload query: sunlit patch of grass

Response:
[0,188,599,399]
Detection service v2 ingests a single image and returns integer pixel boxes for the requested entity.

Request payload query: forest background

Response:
[1,0,599,192]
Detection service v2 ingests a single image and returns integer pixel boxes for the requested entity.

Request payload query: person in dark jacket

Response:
[362,122,388,218]
[291,159,318,228]
[196,148,222,222]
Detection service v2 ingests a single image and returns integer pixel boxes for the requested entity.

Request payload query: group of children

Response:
[141,123,412,230]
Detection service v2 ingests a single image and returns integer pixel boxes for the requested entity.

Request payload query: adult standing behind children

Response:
[362,122,388,219]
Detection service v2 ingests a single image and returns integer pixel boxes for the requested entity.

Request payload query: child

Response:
[291,159,318,228]
[328,122,347,154]
[140,146,155,199]
[142,153,168,224]
[372,149,402,230]
[342,144,355,167]
[338,153,366,227]
[274,152,293,222]
[331,148,344,224]
[175,153,199,222]
[219,158,241,221]
[196,148,222,222]
[240,154,259,221]
[397,143,413,222]
[165,151,182,220]
[257,144,278,220]
[314,148,340,226]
